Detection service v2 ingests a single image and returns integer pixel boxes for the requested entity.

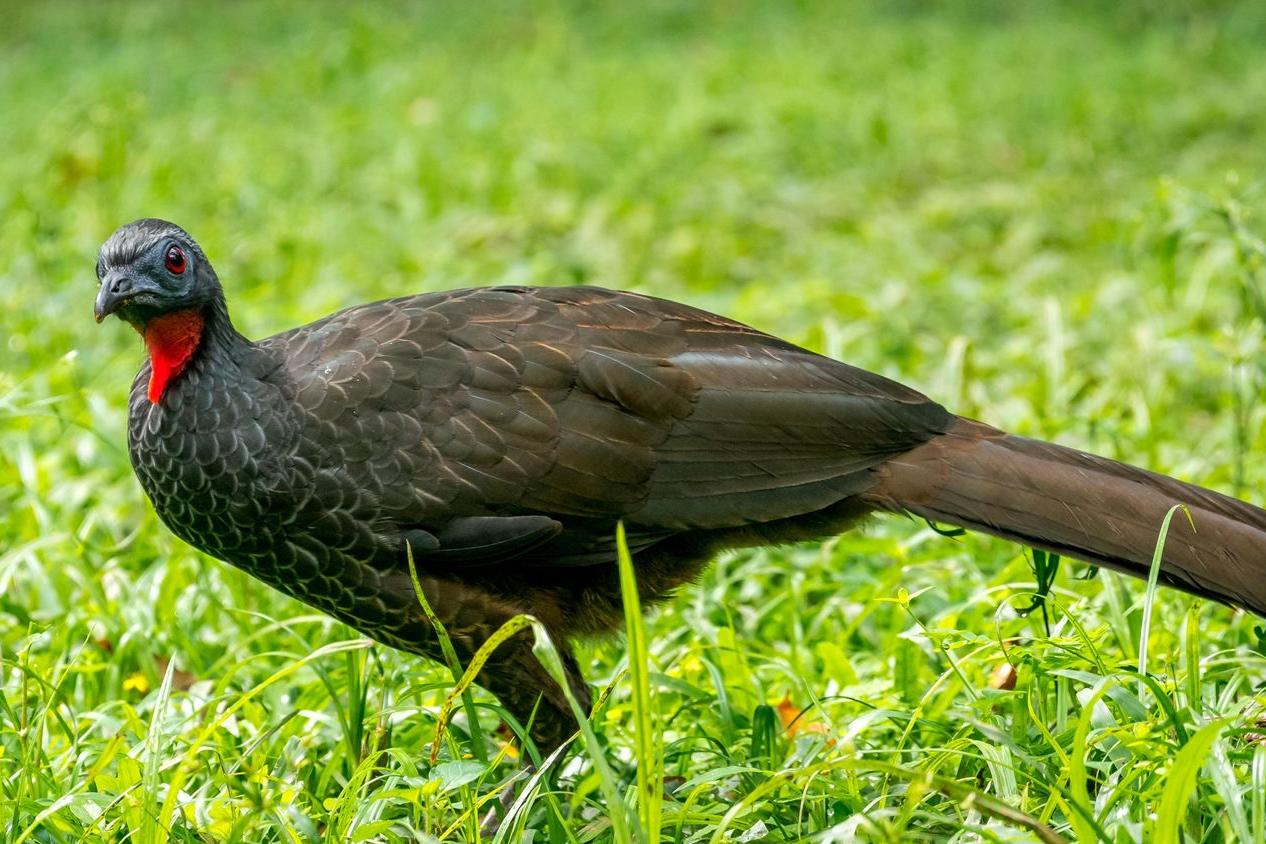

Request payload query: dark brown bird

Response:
[95,218,1266,753]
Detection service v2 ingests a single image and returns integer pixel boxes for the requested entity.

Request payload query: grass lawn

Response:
[4,1,1266,840]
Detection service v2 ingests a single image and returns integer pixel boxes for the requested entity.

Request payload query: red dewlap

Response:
[142,310,204,403]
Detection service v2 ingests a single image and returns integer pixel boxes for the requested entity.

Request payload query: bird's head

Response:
[95,219,224,403]
[94,218,220,326]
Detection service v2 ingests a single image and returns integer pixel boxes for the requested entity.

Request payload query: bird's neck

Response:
[141,299,253,404]
[142,311,203,403]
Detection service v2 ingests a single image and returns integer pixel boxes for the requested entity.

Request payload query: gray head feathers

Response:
[98,218,205,274]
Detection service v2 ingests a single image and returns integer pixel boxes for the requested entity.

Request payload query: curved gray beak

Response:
[95,270,137,323]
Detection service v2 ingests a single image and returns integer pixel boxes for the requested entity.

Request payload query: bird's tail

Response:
[864,417,1266,616]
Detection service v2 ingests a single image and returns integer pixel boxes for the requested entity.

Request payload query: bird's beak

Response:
[95,270,137,323]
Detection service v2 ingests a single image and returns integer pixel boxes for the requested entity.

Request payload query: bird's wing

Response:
[261,285,952,564]
[506,286,954,531]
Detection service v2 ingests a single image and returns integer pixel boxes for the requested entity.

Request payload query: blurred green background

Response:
[3,2,1266,841]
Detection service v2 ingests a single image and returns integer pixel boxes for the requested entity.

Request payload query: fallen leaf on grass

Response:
[988,661,1018,690]
[776,695,831,739]
[154,656,198,692]
[495,722,520,759]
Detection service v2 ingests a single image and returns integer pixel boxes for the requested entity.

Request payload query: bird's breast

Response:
[126,360,301,560]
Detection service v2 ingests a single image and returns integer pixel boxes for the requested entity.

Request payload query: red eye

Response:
[165,246,186,275]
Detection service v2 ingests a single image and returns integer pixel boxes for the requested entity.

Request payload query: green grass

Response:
[4,0,1266,840]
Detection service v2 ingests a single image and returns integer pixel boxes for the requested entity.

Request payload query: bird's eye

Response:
[164,246,187,275]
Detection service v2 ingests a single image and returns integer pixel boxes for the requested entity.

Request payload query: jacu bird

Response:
[96,218,1266,754]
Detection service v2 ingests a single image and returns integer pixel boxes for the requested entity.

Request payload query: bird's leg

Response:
[471,623,592,761]
[474,644,590,835]
[390,572,592,764]
[400,584,587,835]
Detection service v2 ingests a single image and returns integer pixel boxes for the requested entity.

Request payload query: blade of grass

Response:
[1138,505,1191,694]
[616,521,662,841]
[488,741,579,844]
[1068,679,1114,844]
[1207,741,1250,842]
[530,620,642,844]
[1252,742,1265,844]
[324,740,385,843]
[1183,606,1202,713]
[429,614,534,763]
[1154,718,1227,843]
[407,545,488,764]
[140,655,176,844]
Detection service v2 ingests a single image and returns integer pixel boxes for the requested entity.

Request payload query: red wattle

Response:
[142,310,204,403]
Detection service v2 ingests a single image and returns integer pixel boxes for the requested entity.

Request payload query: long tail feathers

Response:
[865,417,1266,616]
